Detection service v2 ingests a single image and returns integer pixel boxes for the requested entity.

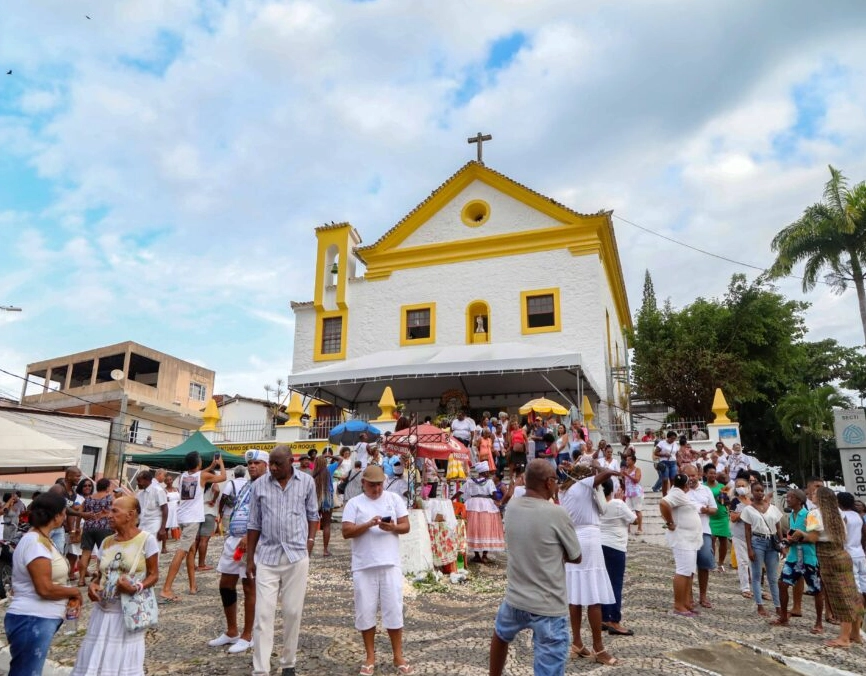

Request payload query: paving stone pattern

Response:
[3,534,864,675]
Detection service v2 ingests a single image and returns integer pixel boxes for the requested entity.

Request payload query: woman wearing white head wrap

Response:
[465,462,505,564]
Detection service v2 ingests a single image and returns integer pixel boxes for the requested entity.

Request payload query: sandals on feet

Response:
[595,650,618,666]
[741,591,753,599]
[359,664,375,676]
[395,665,415,675]
[570,644,594,659]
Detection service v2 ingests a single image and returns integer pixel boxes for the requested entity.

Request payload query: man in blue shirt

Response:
[772,488,823,633]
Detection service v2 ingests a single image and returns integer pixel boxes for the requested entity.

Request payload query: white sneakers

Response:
[227,638,253,654]
[208,633,238,647]
[207,633,253,653]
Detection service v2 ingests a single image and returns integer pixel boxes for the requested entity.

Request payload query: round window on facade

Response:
[460,199,490,227]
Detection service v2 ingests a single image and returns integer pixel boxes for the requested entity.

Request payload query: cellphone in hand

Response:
[380,516,392,523]
[213,452,221,460]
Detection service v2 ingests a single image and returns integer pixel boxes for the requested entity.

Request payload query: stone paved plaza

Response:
[4,533,864,675]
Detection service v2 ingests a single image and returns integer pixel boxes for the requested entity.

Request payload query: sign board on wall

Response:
[834,409,866,500]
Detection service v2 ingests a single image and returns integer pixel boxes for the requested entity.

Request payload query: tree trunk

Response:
[849,252,866,347]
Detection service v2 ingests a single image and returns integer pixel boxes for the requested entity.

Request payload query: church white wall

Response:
[330,249,612,399]
[399,180,563,248]
[292,310,316,373]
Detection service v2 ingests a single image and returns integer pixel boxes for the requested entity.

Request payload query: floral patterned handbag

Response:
[119,533,159,632]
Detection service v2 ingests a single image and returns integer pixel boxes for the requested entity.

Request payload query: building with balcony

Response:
[287,161,632,432]
[20,341,215,476]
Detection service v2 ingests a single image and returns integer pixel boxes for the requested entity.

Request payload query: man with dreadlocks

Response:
[792,486,864,648]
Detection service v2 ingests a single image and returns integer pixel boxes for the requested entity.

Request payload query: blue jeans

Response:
[696,534,715,571]
[494,601,569,676]
[601,546,626,623]
[49,527,65,554]
[749,535,780,608]
[4,612,63,676]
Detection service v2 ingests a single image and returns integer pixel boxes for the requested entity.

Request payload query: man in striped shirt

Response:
[246,446,320,676]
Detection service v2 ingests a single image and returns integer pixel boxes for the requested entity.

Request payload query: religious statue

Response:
[475,315,486,333]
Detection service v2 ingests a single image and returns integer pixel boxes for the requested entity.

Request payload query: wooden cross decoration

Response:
[468,132,492,164]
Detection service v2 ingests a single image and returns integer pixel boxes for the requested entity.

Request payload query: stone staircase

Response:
[630,491,668,548]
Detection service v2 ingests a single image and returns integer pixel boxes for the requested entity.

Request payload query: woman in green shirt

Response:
[704,464,731,572]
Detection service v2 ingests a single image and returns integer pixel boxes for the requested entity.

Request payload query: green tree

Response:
[769,165,866,345]
[776,384,851,484]
[630,274,806,420]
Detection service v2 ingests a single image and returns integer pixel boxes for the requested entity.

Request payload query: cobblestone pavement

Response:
[4,534,865,675]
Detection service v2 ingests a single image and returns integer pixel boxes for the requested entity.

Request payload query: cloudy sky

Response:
[1,0,864,402]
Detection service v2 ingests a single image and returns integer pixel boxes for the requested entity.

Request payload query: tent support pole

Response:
[540,374,578,409]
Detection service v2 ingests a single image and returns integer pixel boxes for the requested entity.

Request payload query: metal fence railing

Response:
[599,418,713,443]
[214,420,277,443]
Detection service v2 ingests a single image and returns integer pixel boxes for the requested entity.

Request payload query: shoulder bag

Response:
[120,533,159,632]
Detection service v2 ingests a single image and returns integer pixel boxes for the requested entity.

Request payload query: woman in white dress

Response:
[465,462,505,563]
[72,495,159,676]
[559,462,620,666]
[164,474,180,534]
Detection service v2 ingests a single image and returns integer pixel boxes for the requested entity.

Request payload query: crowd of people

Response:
[3,411,866,676]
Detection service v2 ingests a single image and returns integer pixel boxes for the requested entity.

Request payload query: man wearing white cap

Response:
[384,461,409,499]
[342,465,413,676]
[208,449,269,655]
[465,461,506,564]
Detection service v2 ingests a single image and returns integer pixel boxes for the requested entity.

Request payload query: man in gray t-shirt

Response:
[490,460,581,676]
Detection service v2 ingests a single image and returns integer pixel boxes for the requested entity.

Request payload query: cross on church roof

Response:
[467,132,492,164]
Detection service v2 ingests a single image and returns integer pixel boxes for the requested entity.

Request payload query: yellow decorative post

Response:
[199,399,221,432]
[284,393,305,428]
[711,388,731,424]
[374,386,397,422]
[582,395,596,430]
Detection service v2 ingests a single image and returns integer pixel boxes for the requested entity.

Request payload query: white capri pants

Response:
[672,547,698,577]
[353,565,404,631]
[731,536,751,593]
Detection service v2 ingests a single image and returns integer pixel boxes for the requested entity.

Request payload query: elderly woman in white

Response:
[659,472,704,616]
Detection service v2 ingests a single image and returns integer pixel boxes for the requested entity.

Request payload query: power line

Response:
[612,213,833,287]
[0,367,204,436]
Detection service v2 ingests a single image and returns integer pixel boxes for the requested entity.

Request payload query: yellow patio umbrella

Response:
[518,397,569,416]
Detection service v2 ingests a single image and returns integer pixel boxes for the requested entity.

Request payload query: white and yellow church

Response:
[287,159,632,434]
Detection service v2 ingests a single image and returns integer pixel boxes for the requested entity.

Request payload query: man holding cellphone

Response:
[342,465,412,676]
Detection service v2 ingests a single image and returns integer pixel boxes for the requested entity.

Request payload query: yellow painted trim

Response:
[520,288,561,335]
[314,225,353,312]
[465,300,491,344]
[313,309,347,362]
[460,199,490,227]
[353,162,633,332]
[400,302,436,346]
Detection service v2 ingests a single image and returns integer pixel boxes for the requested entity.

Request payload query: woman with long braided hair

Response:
[792,486,863,647]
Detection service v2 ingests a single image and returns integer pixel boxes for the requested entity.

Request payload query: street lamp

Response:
[0,306,22,312]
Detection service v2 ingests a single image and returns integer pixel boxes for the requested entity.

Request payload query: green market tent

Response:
[126,432,246,471]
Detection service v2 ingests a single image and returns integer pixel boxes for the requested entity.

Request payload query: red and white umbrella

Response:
[383,423,471,461]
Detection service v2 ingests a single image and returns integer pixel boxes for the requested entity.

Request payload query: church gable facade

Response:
[290,161,631,420]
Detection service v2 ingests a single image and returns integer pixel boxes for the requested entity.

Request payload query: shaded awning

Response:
[0,417,79,474]
[286,343,602,412]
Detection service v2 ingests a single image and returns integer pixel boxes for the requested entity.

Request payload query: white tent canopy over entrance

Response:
[286,342,602,414]
[0,416,79,474]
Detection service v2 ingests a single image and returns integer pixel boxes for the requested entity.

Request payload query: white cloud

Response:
[1,0,865,402]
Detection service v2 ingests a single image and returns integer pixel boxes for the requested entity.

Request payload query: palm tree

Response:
[776,384,850,483]
[769,165,866,345]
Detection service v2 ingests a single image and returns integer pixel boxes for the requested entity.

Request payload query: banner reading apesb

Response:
[834,408,866,500]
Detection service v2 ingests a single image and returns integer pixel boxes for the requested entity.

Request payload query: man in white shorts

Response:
[208,449,269,655]
[342,465,412,676]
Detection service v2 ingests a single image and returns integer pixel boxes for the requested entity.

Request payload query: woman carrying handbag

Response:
[71,495,160,676]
